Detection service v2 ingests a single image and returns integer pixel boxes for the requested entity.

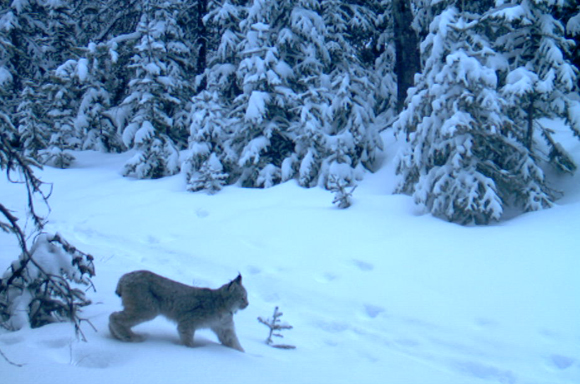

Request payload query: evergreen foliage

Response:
[16,83,50,161]
[396,7,511,224]
[230,0,296,187]
[0,127,95,337]
[120,0,192,178]
[188,152,229,194]
[183,89,232,191]
[0,233,95,333]
[395,1,579,224]
[40,63,82,168]
[329,174,357,209]
[1,0,579,224]
[492,0,580,169]
[76,43,125,153]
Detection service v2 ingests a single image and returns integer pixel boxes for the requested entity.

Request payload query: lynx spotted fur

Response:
[109,270,249,352]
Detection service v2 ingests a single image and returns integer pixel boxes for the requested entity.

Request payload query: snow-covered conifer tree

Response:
[282,0,338,187]
[395,6,530,224]
[228,0,297,187]
[318,0,382,189]
[75,43,125,153]
[283,1,385,189]
[16,83,50,161]
[490,0,580,211]
[39,61,84,168]
[0,233,95,331]
[566,3,580,88]
[43,0,77,69]
[0,0,51,88]
[201,0,248,97]
[0,9,17,124]
[184,0,387,192]
[182,0,248,191]
[187,152,229,194]
[374,0,398,121]
[1,113,95,336]
[183,89,234,189]
[120,0,192,179]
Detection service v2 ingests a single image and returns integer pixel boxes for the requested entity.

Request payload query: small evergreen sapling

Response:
[258,306,296,349]
[328,174,357,209]
[187,153,229,194]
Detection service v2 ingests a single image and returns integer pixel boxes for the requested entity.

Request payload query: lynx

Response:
[109,270,249,352]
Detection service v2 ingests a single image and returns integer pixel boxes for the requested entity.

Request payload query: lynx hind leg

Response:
[212,325,244,352]
[109,309,156,342]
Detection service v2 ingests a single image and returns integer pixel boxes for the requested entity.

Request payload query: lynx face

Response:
[227,274,249,312]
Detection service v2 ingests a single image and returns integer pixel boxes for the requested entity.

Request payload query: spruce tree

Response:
[288,0,333,187]
[319,0,382,189]
[229,0,297,188]
[120,0,191,179]
[492,0,580,210]
[75,43,125,153]
[0,0,50,90]
[374,0,398,122]
[16,83,50,161]
[188,152,229,194]
[40,60,85,168]
[43,0,77,69]
[183,0,248,192]
[396,6,513,224]
[492,0,580,171]
[183,90,233,191]
[285,0,385,189]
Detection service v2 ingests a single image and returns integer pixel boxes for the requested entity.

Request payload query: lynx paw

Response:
[127,334,146,343]
[181,340,196,348]
[109,326,145,343]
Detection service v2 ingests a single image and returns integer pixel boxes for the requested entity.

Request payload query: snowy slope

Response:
[1,133,579,384]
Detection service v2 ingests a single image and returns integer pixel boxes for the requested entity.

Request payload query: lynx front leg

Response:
[212,324,244,352]
[177,322,196,347]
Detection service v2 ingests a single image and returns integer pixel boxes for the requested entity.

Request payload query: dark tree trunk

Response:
[196,0,208,76]
[526,96,535,151]
[393,0,420,113]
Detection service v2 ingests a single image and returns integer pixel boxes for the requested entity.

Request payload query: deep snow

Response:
[1,131,579,384]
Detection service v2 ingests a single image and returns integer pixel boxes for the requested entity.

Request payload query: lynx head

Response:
[224,274,249,312]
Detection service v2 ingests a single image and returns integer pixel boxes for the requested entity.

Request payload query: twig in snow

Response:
[258,306,296,349]
[0,347,24,367]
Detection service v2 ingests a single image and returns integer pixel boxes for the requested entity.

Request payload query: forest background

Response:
[1,0,580,225]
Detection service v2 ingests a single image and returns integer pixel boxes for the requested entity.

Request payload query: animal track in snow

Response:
[549,354,576,370]
[71,347,125,369]
[0,335,24,346]
[352,259,374,271]
[393,338,421,348]
[195,208,209,218]
[315,272,338,283]
[316,320,350,333]
[246,265,261,275]
[363,304,385,319]
[474,317,498,329]
[38,337,72,349]
[451,360,516,384]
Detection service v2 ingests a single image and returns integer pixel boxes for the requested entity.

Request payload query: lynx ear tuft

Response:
[227,274,242,290]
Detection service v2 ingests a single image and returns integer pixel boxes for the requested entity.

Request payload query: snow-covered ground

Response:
[1,132,579,384]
